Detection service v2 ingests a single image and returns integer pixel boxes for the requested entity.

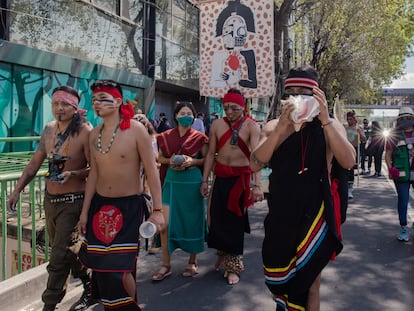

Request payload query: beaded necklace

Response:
[97,124,119,154]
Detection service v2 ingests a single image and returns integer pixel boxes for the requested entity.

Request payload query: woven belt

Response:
[48,192,84,204]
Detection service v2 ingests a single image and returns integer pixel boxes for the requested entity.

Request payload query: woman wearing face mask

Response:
[152,102,209,281]
[385,107,414,242]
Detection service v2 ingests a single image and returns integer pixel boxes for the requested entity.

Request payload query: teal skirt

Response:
[162,167,207,254]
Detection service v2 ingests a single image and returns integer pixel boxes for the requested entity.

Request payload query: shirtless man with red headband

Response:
[78,80,165,311]
[201,88,263,285]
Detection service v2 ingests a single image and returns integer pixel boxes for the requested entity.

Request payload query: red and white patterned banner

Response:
[198,0,274,98]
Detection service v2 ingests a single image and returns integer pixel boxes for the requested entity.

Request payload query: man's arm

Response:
[385,148,393,178]
[250,111,294,173]
[78,130,98,236]
[249,121,262,181]
[358,125,366,143]
[200,121,218,197]
[322,119,356,169]
[7,134,48,208]
[314,86,355,169]
[135,124,165,231]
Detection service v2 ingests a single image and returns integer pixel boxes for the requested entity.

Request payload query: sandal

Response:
[224,271,240,285]
[182,263,198,277]
[152,265,172,282]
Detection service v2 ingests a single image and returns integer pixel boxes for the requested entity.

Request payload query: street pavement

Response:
[24,164,414,311]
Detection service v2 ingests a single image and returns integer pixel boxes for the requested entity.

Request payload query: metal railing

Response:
[0,137,50,281]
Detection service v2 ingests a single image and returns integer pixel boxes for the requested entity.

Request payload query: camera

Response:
[46,153,70,181]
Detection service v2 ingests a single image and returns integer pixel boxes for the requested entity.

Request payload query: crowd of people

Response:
[7,65,413,311]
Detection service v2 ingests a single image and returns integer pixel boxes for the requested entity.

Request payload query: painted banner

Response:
[11,250,46,276]
[198,0,274,98]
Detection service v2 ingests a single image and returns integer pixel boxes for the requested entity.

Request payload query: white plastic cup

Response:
[139,221,157,239]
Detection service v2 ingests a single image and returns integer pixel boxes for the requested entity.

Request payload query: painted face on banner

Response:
[222,15,247,49]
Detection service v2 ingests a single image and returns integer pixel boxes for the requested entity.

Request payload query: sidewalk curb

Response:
[0,263,48,311]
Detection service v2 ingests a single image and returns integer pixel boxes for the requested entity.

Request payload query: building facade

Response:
[0,0,201,152]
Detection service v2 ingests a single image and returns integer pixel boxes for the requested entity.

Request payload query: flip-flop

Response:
[152,265,172,281]
[182,263,198,277]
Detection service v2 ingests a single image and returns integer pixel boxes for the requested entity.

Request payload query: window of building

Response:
[91,0,120,15]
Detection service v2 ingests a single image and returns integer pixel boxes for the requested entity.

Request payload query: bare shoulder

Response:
[129,119,148,136]
[210,118,224,134]
[42,121,56,136]
[212,118,225,128]
[245,117,260,128]
[79,122,92,136]
[81,122,93,132]
[89,124,101,141]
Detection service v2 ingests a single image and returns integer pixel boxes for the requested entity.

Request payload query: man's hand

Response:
[250,186,264,202]
[56,170,72,184]
[200,182,209,198]
[278,101,295,128]
[313,87,330,125]
[147,210,166,233]
[6,192,19,212]
[78,211,88,237]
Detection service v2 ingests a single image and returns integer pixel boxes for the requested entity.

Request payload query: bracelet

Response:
[252,184,262,189]
[321,120,333,128]
[154,208,163,212]
[252,151,268,168]
[70,171,76,177]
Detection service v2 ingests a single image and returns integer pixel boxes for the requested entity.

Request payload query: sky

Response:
[388,55,414,88]
[373,54,414,117]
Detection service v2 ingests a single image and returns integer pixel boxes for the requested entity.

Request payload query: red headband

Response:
[284,77,319,89]
[346,113,356,121]
[93,85,135,130]
[92,85,122,99]
[222,92,245,107]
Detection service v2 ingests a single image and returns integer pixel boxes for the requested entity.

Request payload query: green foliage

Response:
[286,0,414,106]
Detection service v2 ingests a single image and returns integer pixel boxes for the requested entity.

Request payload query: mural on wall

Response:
[0,63,142,153]
[198,0,274,99]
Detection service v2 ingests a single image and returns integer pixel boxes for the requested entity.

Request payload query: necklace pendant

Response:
[298,167,308,175]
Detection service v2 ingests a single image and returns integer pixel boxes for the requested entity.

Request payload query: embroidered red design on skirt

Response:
[92,205,123,244]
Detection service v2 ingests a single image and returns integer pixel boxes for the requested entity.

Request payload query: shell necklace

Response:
[97,123,119,154]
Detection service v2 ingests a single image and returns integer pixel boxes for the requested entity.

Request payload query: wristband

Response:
[321,120,333,128]
[252,152,268,167]
[154,207,163,212]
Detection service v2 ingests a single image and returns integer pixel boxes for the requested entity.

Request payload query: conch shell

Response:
[282,95,320,131]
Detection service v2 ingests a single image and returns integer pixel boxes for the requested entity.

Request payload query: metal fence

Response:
[0,138,50,281]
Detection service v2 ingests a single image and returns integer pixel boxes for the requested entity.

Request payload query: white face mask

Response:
[282,95,320,131]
